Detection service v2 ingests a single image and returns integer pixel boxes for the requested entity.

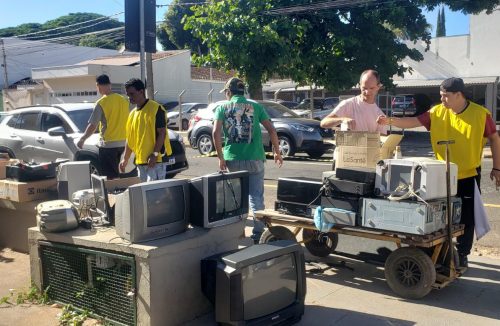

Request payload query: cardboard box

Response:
[335,133,403,169]
[0,178,57,202]
[335,131,380,147]
[0,160,8,180]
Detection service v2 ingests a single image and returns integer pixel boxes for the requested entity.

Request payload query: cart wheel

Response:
[385,247,436,299]
[302,229,339,257]
[259,226,296,244]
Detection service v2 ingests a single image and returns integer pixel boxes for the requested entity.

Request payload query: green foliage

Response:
[0,284,51,306]
[158,0,208,54]
[58,304,90,326]
[0,12,124,50]
[185,0,499,97]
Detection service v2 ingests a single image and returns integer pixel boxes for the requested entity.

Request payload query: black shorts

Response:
[98,147,125,179]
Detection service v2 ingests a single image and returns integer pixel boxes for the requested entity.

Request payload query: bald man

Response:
[320,69,387,135]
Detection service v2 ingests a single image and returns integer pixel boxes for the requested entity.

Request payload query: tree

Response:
[158,0,207,54]
[440,6,447,37]
[436,7,443,37]
[185,0,499,98]
[0,13,124,50]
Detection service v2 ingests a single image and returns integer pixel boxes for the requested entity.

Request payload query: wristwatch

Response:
[152,152,159,157]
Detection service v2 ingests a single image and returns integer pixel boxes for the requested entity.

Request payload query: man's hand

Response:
[218,157,227,171]
[491,168,500,191]
[274,152,283,168]
[76,138,85,149]
[119,158,128,173]
[147,154,157,168]
[377,115,390,126]
[344,118,356,130]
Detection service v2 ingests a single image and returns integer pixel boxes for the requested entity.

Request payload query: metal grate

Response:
[39,241,136,326]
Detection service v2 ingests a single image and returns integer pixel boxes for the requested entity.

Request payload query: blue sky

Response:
[0,0,469,37]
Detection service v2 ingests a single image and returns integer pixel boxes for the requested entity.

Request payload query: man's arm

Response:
[377,115,423,129]
[488,131,500,190]
[261,119,283,167]
[119,144,133,173]
[213,119,226,171]
[77,123,97,148]
[320,113,351,129]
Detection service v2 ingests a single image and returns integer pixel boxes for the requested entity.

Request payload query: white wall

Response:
[468,9,500,76]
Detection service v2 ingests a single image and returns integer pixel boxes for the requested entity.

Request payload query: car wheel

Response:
[182,119,189,131]
[79,156,102,176]
[306,150,326,159]
[196,133,214,155]
[278,135,295,157]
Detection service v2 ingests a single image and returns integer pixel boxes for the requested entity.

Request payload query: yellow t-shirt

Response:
[126,100,172,165]
[96,93,129,142]
[429,101,488,179]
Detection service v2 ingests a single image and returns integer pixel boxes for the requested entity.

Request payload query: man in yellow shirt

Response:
[77,74,129,179]
[377,77,500,268]
[119,78,172,182]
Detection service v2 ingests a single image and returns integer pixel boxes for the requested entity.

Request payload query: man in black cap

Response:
[377,77,500,269]
[213,77,283,243]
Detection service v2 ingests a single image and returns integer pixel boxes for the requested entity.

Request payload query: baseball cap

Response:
[220,77,245,93]
[440,77,465,93]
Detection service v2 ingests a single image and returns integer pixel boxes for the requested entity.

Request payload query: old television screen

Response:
[189,171,249,228]
[201,240,306,325]
[114,178,189,243]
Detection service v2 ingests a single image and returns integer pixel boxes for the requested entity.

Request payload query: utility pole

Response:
[0,39,8,88]
[139,0,145,82]
[146,52,154,99]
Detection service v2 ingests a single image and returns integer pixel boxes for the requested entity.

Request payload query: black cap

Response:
[220,77,245,93]
[96,74,111,85]
[440,77,465,93]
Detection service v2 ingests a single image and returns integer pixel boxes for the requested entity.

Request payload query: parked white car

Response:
[167,103,208,130]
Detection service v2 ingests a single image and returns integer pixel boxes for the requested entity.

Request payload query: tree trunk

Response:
[246,73,263,100]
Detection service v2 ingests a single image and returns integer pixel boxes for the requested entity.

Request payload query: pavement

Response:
[2,225,500,326]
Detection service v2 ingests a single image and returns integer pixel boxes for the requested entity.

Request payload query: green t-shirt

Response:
[214,95,269,161]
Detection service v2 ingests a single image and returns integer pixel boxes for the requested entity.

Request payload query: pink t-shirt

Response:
[332,96,387,134]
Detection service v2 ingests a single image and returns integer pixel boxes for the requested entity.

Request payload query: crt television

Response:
[114,178,190,243]
[189,171,249,228]
[201,240,306,326]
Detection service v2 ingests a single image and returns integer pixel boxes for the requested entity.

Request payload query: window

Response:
[18,112,40,131]
[6,114,21,128]
[41,113,71,133]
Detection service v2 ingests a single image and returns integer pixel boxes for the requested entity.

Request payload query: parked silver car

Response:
[187,100,333,158]
[167,102,208,130]
[0,103,189,177]
[293,97,340,120]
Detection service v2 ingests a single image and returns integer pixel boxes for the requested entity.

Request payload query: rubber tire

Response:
[278,135,296,157]
[385,247,436,299]
[306,150,326,159]
[259,226,297,244]
[181,119,189,131]
[302,229,339,257]
[196,133,214,155]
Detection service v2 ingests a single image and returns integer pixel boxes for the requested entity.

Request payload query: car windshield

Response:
[67,109,92,132]
[259,102,300,118]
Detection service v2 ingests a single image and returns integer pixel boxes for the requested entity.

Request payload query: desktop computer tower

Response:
[57,161,91,200]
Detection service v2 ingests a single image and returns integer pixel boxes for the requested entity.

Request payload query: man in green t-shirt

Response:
[213,77,283,243]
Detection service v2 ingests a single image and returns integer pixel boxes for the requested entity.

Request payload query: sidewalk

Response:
[2,237,500,325]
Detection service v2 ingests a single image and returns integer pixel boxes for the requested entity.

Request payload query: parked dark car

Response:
[0,103,189,178]
[391,94,417,117]
[187,100,333,158]
[163,101,179,111]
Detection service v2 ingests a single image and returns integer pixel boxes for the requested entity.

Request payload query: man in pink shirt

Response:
[320,69,388,135]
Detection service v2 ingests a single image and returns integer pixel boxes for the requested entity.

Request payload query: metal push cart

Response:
[255,209,465,299]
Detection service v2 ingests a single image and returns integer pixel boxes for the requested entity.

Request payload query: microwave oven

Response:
[375,157,457,200]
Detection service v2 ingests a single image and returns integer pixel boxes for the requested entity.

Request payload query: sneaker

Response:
[458,254,468,268]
